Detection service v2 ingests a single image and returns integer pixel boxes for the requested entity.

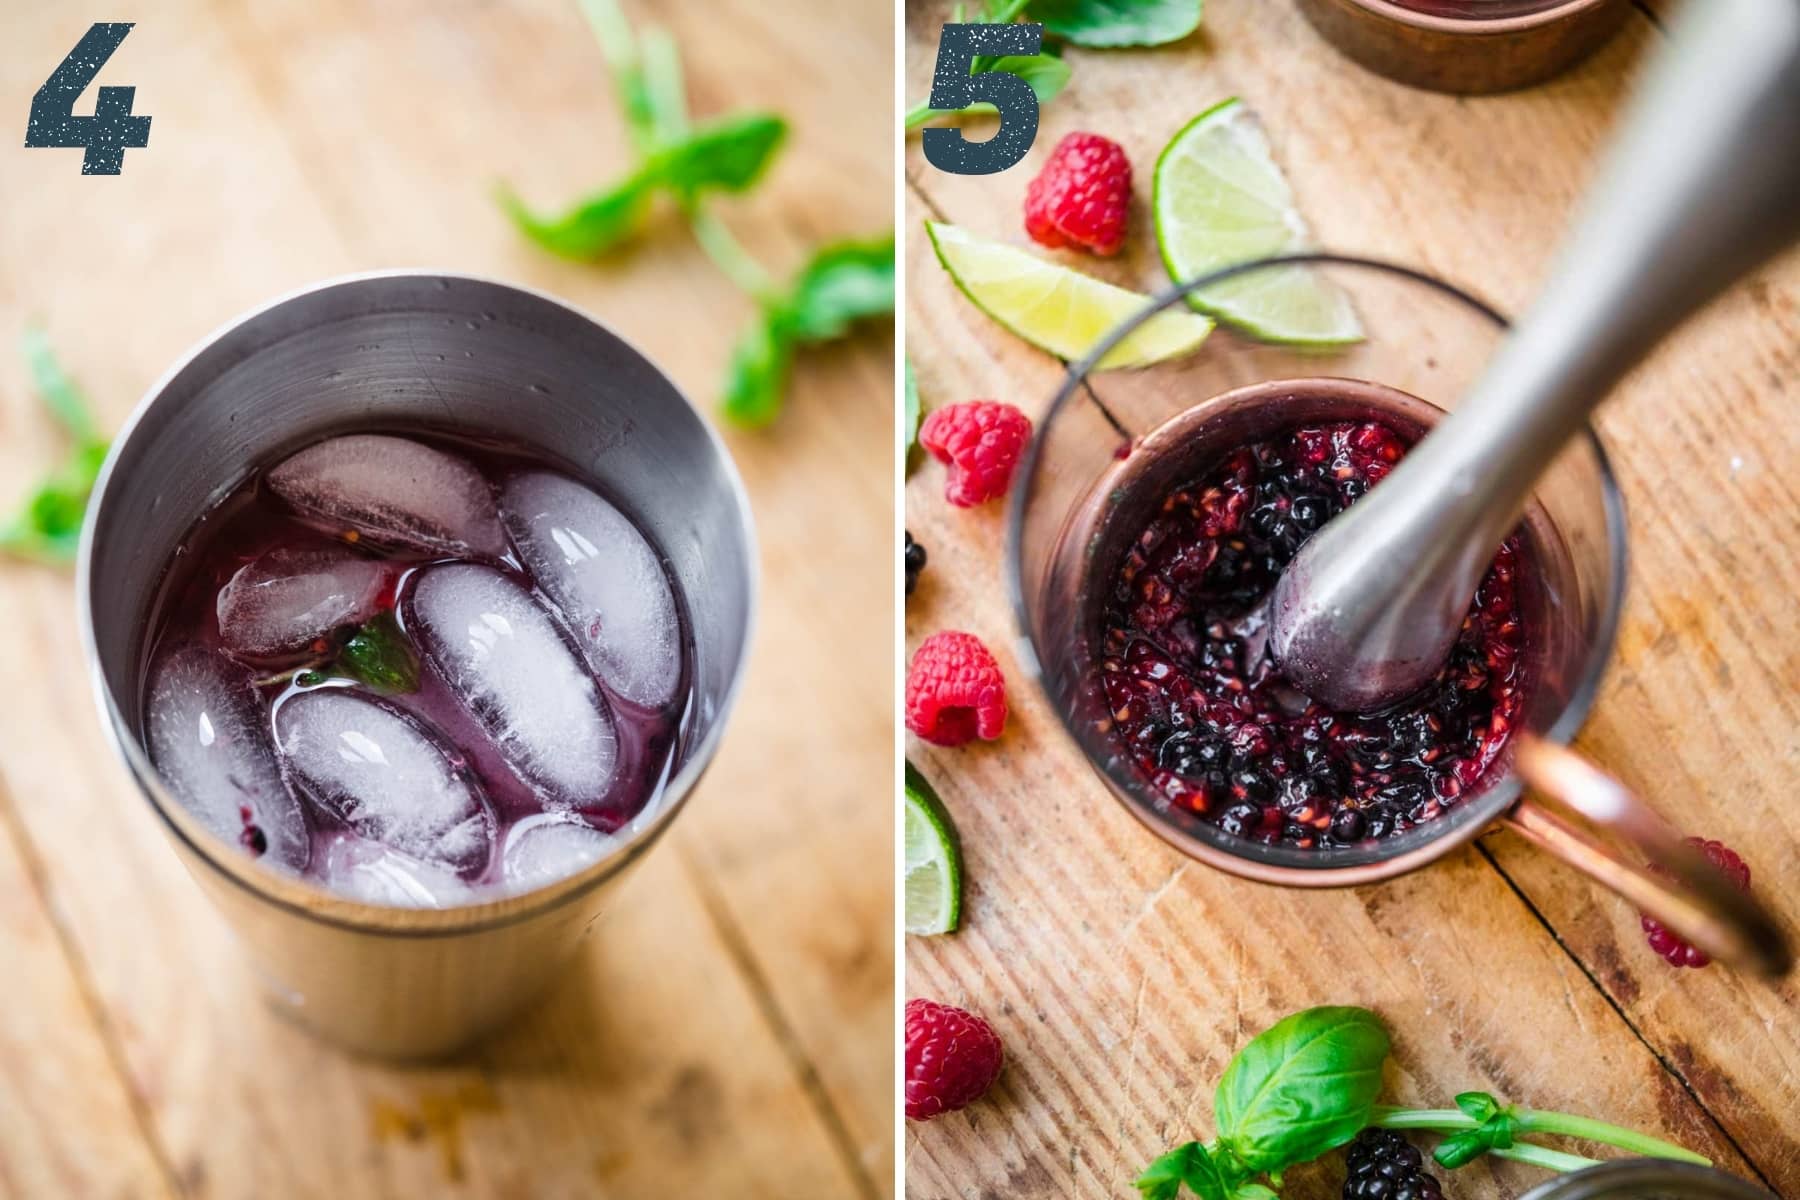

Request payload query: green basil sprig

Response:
[1138,1007,1712,1199]
[0,329,109,565]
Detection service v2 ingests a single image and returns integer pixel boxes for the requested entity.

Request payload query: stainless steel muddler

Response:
[1270,0,1800,712]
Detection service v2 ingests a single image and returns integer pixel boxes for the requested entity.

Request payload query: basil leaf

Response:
[1434,1128,1493,1170]
[1029,0,1202,47]
[1213,1006,1390,1174]
[654,111,787,196]
[1231,1185,1278,1200]
[1455,1091,1499,1123]
[719,313,791,429]
[974,53,1072,106]
[497,176,653,260]
[779,235,895,343]
[1135,1142,1234,1200]
[904,357,923,471]
[339,612,421,695]
[920,53,1072,123]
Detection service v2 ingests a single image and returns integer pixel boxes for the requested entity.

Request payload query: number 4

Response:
[25,23,152,176]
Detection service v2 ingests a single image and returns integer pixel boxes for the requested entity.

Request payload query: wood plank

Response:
[0,773,174,1200]
[0,1,892,1195]
[904,2,1797,1194]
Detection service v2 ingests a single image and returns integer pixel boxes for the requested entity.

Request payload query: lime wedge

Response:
[905,761,963,936]
[1153,98,1362,345]
[925,221,1214,369]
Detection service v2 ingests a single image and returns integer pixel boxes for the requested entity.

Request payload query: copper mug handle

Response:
[1505,735,1791,976]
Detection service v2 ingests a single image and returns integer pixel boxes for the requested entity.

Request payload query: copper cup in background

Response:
[1295,0,1632,94]
[78,272,759,1057]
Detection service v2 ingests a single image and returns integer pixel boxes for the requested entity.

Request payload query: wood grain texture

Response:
[0,0,893,1195]
[903,1,1799,1196]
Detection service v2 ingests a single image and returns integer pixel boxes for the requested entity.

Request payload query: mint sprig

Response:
[721,234,895,428]
[1137,1006,1712,1199]
[337,612,421,695]
[0,329,109,565]
[498,111,787,260]
[502,0,893,427]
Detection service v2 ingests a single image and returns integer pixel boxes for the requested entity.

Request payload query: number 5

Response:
[922,23,1044,176]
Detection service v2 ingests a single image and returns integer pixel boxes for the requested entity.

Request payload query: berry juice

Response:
[139,431,692,906]
[1089,382,1535,850]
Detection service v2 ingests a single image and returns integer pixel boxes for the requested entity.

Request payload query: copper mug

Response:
[1005,256,1788,975]
[78,272,758,1056]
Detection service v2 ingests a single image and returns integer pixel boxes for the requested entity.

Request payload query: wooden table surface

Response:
[905,2,1800,1197]
[0,3,893,1197]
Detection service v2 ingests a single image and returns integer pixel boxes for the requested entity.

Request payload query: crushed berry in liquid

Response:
[1098,420,1526,848]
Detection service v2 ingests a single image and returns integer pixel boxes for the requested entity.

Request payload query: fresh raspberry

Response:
[906,631,1007,746]
[919,401,1032,507]
[1023,132,1132,256]
[1642,838,1751,968]
[905,998,1004,1121]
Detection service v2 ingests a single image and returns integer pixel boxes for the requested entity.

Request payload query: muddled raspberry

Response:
[1098,420,1527,848]
[1642,838,1751,968]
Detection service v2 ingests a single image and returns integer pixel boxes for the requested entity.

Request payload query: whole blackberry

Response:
[905,531,927,595]
[1343,1129,1445,1200]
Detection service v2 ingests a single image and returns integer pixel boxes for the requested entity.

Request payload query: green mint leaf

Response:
[1,337,109,566]
[1231,1185,1279,1200]
[1135,1142,1235,1200]
[23,327,101,446]
[719,312,792,428]
[778,234,895,343]
[653,111,787,197]
[338,612,421,695]
[1213,1006,1390,1175]
[1455,1092,1500,1123]
[497,175,654,260]
[904,357,923,471]
[1028,0,1202,46]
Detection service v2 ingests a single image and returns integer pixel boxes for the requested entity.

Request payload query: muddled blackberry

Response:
[1342,1129,1445,1200]
[1098,420,1528,848]
[905,531,927,595]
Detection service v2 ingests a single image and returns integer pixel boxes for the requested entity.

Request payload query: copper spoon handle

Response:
[1506,736,1791,976]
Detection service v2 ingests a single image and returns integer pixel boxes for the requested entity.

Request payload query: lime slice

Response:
[1153,98,1362,345]
[925,221,1214,369]
[904,761,963,936]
